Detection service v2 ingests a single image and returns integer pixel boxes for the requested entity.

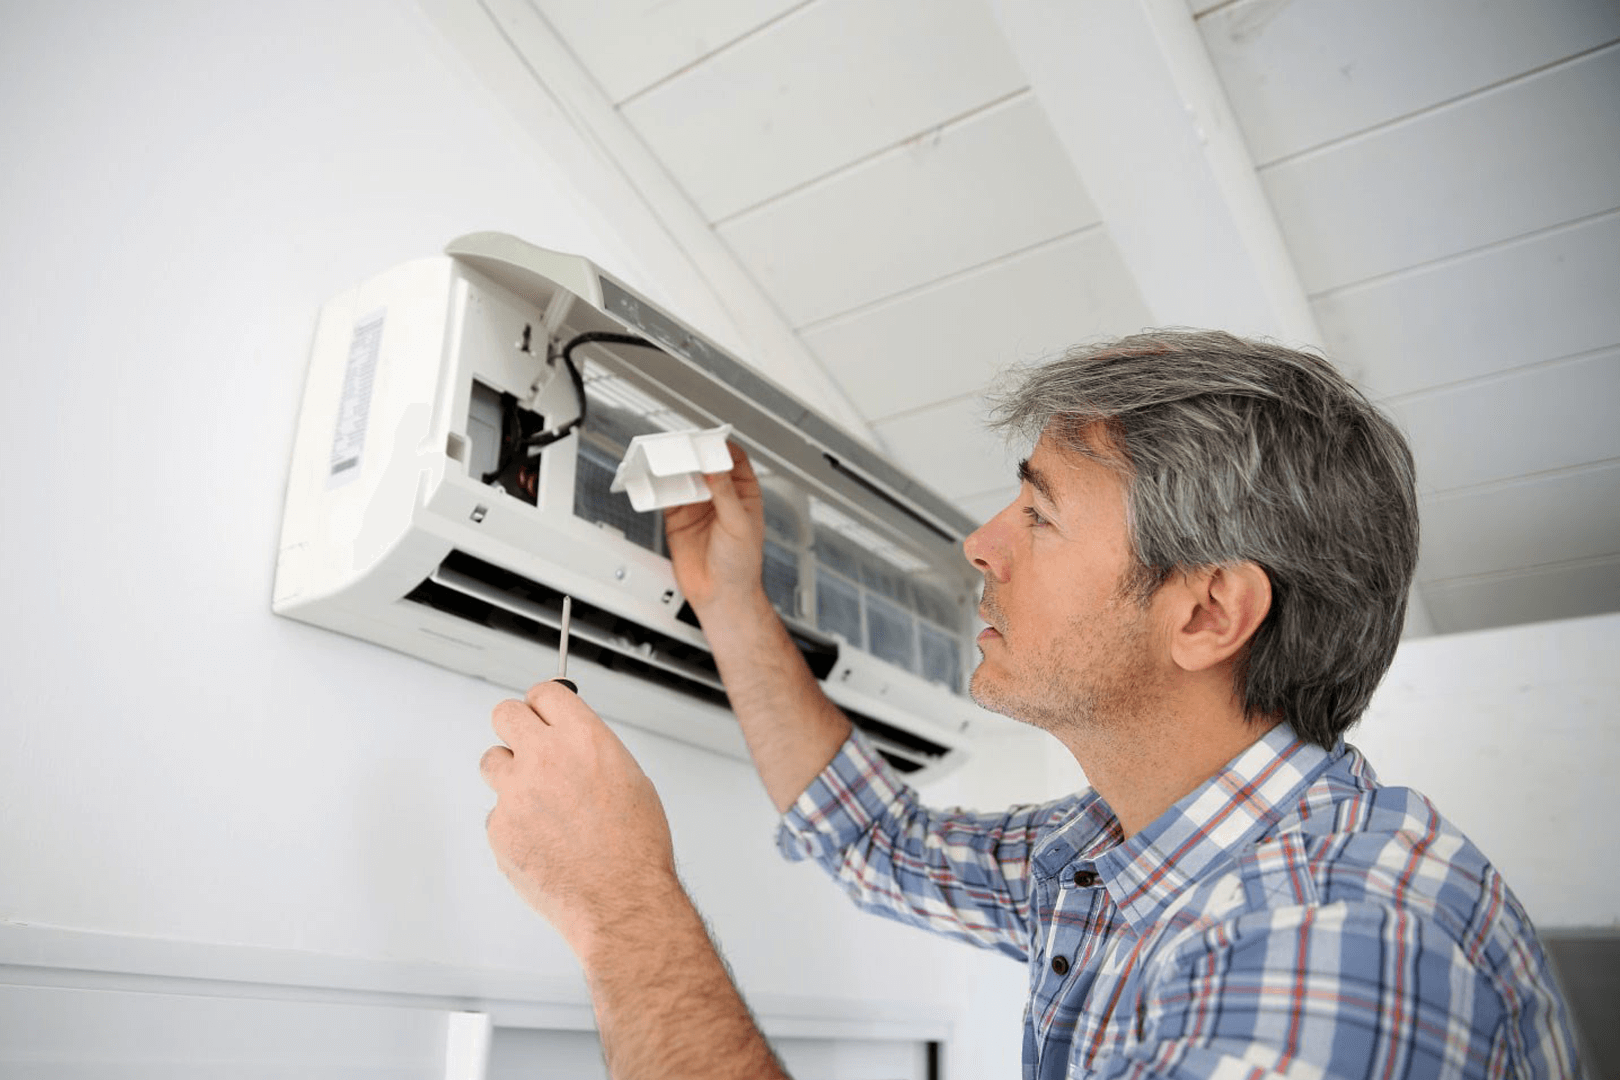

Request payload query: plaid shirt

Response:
[778,723,1583,1079]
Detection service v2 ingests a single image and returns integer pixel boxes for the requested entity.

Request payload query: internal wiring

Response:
[481,331,663,496]
[522,331,659,452]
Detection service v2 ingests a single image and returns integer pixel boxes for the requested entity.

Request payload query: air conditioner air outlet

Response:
[405,549,729,701]
[403,548,845,696]
[403,550,954,766]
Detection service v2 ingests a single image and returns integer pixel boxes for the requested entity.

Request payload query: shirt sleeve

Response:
[776,728,1076,962]
[1091,901,1585,1080]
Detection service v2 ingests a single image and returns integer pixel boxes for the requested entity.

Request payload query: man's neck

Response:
[1062,693,1279,839]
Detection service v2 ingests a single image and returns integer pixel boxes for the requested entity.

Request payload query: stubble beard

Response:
[969,590,1159,740]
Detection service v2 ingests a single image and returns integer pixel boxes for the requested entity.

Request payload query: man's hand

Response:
[663,442,767,615]
[480,680,678,959]
[479,683,793,1079]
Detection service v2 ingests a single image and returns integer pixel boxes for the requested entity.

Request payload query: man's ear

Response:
[1163,562,1272,673]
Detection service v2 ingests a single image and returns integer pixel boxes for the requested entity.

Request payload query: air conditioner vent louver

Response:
[405,550,952,768]
[406,550,730,703]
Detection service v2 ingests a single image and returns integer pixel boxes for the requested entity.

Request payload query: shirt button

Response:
[1051,955,1070,976]
[1073,869,1099,888]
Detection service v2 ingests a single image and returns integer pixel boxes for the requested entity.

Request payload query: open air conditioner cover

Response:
[273,234,992,781]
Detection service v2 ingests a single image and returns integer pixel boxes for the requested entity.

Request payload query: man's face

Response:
[963,430,1165,733]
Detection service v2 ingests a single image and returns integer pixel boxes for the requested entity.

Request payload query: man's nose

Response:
[963,510,1012,583]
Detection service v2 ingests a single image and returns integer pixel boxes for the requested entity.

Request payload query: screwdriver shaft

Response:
[558,595,572,682]
[553,597,579,694]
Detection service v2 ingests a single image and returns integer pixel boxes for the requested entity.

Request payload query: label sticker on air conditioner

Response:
[327,309,386,489]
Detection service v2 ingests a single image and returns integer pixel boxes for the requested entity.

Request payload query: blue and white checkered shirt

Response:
[778,723,1583,1079]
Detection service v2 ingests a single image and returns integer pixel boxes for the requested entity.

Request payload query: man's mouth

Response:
[976,604,1002,643]
[977,602,1002,633]
[977,589,1004,644]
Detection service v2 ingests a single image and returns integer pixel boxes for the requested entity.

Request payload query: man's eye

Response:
[1022,506,1048,527]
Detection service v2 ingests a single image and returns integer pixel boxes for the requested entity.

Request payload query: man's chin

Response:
[968,668,1026,723]
[969,667,1080,735]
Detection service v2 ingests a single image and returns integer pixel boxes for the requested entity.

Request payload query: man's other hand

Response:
[481,681,678,959]
[663,441,767,615]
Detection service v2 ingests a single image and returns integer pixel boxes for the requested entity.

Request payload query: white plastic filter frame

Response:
[609,424,735,512]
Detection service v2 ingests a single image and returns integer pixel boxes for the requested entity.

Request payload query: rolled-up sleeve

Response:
[777,729,1078,961]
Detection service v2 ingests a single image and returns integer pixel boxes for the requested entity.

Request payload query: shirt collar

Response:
[1089,722,1336,933]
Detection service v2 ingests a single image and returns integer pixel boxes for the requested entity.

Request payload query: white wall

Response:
[0,0,1003,1046]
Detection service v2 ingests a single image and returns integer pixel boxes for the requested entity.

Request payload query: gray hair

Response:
[988,329,1419,748]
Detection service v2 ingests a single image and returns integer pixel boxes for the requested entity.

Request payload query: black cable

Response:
[521,331,659,452]
[481,330,666,494]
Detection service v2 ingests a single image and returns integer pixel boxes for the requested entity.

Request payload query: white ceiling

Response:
[452,0,1620,637]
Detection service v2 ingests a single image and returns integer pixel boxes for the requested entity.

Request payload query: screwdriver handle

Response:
[553,677,578,694]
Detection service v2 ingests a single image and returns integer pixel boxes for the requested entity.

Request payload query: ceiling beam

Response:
[987,0,1438,635]
[986,0,1323,349]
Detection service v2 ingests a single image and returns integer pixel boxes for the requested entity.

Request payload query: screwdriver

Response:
[554,595,578,693]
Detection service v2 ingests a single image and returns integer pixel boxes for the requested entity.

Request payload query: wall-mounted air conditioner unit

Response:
[274,234,988,780]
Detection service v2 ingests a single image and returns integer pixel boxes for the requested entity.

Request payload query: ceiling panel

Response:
[719,95,1101,327]
[1385,348,1620,494]
[871,395,1017,503]
[1314,211,1620,399]
[800,227,1150,423]
[1262,44,1620,294]
[1196,0,1620,165]
[1422,557,1620,633]
[1417,462,1620,582]
[533,0,803,103]
[619,0,1025,220]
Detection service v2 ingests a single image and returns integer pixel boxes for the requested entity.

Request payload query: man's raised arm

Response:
[663,443,852,812]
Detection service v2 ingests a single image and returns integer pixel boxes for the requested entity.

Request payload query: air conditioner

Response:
[274,233,989,780]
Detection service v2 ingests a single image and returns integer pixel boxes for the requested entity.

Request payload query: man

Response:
[480,331,1583,1078]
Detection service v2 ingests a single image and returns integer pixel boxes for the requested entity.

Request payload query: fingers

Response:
[479,744,514,787]
[701,470,740,530]
[722,440,760,494]
[705,441,760,535]
[723,439,755,478]
[491,697,542,753]
[524,678,598,726]
[492,679,596,751]
[662,497,712,545]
